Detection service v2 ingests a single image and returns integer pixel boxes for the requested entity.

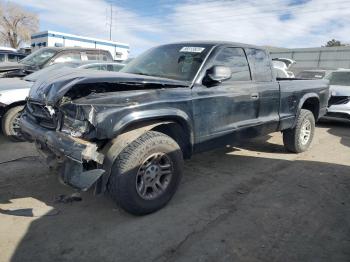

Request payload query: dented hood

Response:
[28,68,189,105]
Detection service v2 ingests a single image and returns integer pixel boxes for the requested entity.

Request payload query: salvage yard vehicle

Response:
[20,41,329,215]
[325,69,350,120]
[0,61,125,141]
[0,49,26,63]
[0,47,113,78]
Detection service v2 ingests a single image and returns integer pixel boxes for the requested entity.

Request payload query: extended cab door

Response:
[245,48,280,131]
[192,46,260,148]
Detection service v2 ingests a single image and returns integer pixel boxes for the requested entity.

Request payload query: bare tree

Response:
[0,2,39,49]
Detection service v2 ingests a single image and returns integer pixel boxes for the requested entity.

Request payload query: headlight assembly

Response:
[61,114,92,137]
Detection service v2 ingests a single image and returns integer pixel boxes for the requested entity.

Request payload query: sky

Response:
[9,0,350,56]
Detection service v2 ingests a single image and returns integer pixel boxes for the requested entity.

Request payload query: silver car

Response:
[326,69,350,120]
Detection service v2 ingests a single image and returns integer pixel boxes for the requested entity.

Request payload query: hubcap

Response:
[136,153,173,200]
[11,112,23,138]
[300,119,312,145]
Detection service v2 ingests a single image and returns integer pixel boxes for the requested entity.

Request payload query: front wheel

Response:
[1,105,25,142]
[108,131,184,215]
[283,109,315,153]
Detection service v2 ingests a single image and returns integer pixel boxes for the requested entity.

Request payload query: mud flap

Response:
[62,160,105,191]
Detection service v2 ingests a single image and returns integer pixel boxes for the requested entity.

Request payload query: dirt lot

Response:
[0,120,349,262]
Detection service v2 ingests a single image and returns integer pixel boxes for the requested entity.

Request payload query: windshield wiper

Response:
[132,72,154,77]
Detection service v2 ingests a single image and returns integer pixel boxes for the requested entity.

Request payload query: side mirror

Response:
[206,66,232,83]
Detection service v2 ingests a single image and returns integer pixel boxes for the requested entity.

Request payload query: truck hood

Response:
[329,85,350,97]
[0,78,33,92]
[28,68,189,105]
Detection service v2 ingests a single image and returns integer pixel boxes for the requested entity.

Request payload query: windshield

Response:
[297,71,326,79]
[20,48,58,66]
[120,44,212,81]
[327,71,350,86]
[24,63,79,82]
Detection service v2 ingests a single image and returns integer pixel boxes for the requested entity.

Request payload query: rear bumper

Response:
[20,113,105,191]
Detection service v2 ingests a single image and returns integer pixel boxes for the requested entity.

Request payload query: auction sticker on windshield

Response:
[180,47,205,53]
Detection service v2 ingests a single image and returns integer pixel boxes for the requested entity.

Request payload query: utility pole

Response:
[109,4,112,40]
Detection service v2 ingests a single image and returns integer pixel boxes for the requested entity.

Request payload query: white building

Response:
[31,30,129,61]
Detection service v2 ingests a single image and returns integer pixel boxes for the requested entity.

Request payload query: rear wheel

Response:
[108,131,183,215]
[1,105,25,142]
[283,109,315,153]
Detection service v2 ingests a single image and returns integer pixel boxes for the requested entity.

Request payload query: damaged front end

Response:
[20,69,188,192]
[21,99,106,192]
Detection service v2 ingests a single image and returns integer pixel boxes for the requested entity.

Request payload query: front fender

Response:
[110,108,194,143]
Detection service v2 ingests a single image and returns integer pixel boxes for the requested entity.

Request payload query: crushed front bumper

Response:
[20,113,106,191]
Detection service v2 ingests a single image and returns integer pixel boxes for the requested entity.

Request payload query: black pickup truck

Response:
[20,41,329,215]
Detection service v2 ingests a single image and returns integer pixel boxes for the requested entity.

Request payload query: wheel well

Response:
[2,101,26,113]
[151,122,192,159]
[116,119,193,160]
[301,97,319,120]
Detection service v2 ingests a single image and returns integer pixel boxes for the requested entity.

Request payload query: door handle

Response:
[250,93,259,100]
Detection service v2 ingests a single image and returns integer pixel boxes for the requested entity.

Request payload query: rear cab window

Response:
[245,48,273,82]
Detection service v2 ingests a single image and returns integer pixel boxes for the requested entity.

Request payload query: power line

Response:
[110,4,113,40]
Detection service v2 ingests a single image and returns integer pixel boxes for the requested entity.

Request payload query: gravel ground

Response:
[0,120,349,262]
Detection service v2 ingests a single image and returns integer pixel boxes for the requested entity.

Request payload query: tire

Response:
[1,105,25,142]
[283,109,315,153]
[108,131,184,215]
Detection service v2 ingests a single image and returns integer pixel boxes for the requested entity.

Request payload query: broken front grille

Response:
[26,101,58,129]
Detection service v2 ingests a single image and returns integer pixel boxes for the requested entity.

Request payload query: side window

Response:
[245,48,273,82]
[0,54,5,62]
[8,54,18,62]
[99,53,109,61]
[84,65,101,70]
[100,64,108,71]
[107,64,114,71]
[112,64,124,71]
[54,52,81,63]
[86,52,98,60]
[213,47,251,81]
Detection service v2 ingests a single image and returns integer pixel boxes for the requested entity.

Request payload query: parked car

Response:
[325,69,350,120]
[0,47,113,78]
[296,70,331,80]
[20,41,329,215]
[0,61,125,141]
[0,50,26,63]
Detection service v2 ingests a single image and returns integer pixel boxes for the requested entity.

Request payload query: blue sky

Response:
[11,0,350,55]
